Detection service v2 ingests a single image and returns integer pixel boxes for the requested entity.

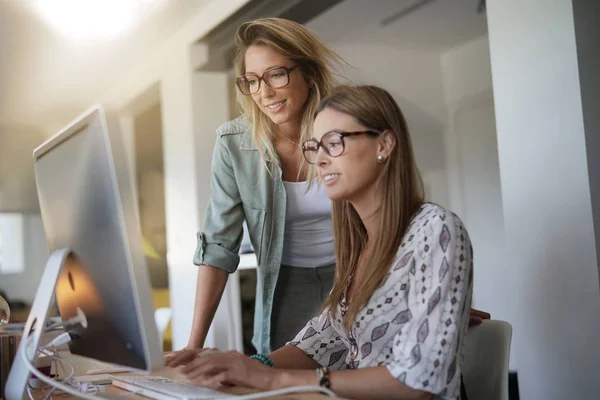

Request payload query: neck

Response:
[275,120,302,141]
[351,187,384,245]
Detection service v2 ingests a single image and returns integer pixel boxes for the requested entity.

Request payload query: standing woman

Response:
[168,17,345,359]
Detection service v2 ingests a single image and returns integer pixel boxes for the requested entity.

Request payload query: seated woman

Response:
[177,85,474,400]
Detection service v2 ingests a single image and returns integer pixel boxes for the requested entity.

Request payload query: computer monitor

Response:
[5,105,162,399]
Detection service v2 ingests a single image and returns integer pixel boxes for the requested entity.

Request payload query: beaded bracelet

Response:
[316,366,331,388]
[250,353,275,368]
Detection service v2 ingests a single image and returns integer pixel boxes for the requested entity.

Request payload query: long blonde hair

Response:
[233,18,345,166]
[318,85,425,330]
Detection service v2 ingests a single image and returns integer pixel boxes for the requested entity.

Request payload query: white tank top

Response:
[281,181,335,268]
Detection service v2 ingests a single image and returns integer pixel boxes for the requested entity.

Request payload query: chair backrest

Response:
[462,320,513,400]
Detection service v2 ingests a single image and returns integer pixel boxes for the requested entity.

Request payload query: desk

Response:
[32,352,345,400]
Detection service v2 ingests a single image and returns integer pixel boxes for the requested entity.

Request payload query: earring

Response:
[377,155,386,164]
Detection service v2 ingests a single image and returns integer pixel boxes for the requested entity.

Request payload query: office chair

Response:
[462,320,513,400]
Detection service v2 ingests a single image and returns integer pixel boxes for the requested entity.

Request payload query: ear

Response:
[377,130,396,159]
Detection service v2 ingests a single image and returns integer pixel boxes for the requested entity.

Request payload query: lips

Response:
[264,99,286,112]
[321,173,340,186]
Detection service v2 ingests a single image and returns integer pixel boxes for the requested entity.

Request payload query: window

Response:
[0,213,25,274]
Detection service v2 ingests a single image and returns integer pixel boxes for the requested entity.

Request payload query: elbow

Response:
[415,392,434,400]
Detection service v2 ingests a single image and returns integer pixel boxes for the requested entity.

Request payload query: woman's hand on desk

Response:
[178,350,280,391]
[164,347,218,367]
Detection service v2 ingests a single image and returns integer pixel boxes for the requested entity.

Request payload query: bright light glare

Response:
[35,0,160,40]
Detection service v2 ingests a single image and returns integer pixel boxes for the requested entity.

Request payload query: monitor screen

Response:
[32,106,161,370]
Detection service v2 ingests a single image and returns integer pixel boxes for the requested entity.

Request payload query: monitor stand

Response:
[4,248,72,400]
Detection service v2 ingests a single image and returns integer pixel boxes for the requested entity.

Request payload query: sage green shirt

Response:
[193,116,287,354]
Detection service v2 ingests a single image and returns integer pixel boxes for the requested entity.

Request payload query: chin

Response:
[268,114,291,126]
[324,187,348,202]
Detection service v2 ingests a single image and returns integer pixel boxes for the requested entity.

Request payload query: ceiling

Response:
[0,0,209,133]
[308,0,487,50]
[0,0,487,134]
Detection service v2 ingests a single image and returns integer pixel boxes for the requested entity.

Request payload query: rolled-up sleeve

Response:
[193,134,244,273]
[386,211,473,398]
[288,312,348,370]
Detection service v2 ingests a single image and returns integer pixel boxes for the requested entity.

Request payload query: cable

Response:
[22,351,102,400]
[22,335,105,400]
[232,385,337,399]
[44,332,71,348]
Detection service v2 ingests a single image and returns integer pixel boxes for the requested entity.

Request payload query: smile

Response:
[265,100,286,110]
[323,174,340,181]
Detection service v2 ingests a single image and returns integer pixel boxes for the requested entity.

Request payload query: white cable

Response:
[22,352,102,400]
[25,344,60,400]
[22,335,106,400]
[45,332,72,348]
[34,338,77,400]
[231,385,337,399]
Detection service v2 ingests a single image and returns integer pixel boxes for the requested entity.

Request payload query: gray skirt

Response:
[270,263,336,350]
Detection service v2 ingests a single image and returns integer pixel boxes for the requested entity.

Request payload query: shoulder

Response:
[216,115,251,137]
[408,203,465,236]
[395,203,468,258]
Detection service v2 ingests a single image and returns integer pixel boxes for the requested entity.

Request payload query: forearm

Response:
[269,345,320,369]
[275,367,432,400]
[187,265,229,348]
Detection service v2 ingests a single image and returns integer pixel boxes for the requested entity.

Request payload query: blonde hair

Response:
[318,85,425,331]
[234,18,345,168]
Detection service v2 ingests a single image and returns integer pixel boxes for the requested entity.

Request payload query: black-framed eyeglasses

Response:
[302,130,381,164]
[236,65,301,95]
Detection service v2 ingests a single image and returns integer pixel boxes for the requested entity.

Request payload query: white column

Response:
[191,70,241,352]
[161,43,236,351]
[487,1,600,399]
[160,44,203,350]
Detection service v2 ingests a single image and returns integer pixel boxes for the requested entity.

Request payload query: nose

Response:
[259,80,275,98]
[315,146,330,167]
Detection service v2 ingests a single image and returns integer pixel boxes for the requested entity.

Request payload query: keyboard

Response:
[110,375,235,400]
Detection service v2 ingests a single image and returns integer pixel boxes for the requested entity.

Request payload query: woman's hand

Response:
[468,308,491,327]
[164,347,218,368]
[180,350,282,391]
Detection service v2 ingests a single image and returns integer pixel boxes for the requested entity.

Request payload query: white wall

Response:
[441,35,495,217]
[330,43,450,206]
[0,125,45,212]
[441,36,492,105]
[441,36,506,299]
[487,1,600,399]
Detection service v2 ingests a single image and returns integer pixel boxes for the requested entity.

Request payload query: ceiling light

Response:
[34,0,164,41]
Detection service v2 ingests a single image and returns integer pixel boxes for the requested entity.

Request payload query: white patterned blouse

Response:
[289,203,474,400]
